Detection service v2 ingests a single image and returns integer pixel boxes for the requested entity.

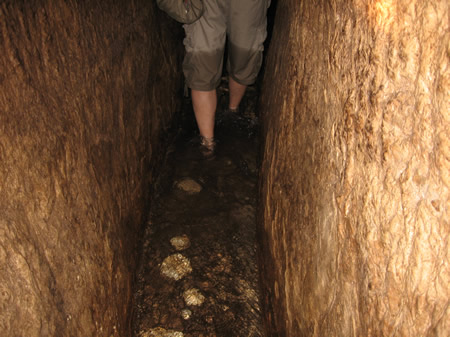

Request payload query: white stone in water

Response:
[181,308,192,320]
[140,327,184,337]
[183,288,205,306]
[176,178,202,194]
[170,235,190,251]
[160,254,192,280]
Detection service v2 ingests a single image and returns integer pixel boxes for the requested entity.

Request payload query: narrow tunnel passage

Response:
[0,1,448,337]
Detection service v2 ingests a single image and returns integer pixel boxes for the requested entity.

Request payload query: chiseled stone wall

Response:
[259,0,449,336]
[0,1,183,336]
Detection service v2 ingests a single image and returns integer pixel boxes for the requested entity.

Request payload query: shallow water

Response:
[132,81,263,337]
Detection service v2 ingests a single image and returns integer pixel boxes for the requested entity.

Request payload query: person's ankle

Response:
[228,106,239,113]
[200,136,216,150]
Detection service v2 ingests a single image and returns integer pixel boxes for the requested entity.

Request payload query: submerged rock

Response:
[160,254,192,280]
[183,288,205,306]
[176,178,202,194]
[181,309,192,320]
[170,235,191,251]
[140,327,184,337]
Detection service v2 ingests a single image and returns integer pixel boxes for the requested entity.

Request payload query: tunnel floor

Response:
[132,78,263,337]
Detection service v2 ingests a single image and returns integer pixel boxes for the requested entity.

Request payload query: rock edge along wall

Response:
[259,0,449,336]
[0,1,182,336]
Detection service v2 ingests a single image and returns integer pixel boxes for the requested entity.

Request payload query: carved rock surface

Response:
[0,1,183,336]
[259,0,449,336]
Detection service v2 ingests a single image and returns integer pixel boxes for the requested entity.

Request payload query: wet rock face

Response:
[0,1,182,336]
[259,0,449,336]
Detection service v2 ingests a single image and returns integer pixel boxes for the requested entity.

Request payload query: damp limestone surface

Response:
[259,0,449,336]
[0,1,183,336]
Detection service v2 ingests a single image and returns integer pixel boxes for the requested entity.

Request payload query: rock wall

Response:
[259,0,449,336]
[0,1,183,336]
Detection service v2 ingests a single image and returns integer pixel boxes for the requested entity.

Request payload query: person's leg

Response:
[182,0,227,149]
[228,77,247,111]
[227,0,270,110]
[191,89,217,143]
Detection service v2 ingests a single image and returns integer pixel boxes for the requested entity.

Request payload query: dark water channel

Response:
[132,79,263,337]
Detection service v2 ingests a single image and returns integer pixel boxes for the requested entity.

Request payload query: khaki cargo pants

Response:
[183,0,271,91]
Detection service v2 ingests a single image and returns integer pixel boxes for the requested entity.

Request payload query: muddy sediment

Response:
[132,81,263,337]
